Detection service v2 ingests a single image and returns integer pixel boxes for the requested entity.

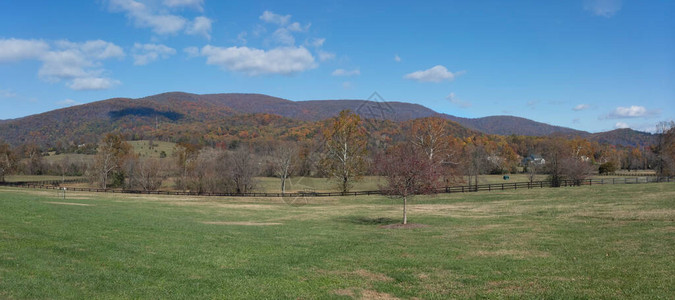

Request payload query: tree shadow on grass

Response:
[337,216,399,225]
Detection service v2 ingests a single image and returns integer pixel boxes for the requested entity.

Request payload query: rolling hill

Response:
[0,92,656,147]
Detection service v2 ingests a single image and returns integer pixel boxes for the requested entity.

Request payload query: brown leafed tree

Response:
[321,110,368,193]
[378,143,442,224]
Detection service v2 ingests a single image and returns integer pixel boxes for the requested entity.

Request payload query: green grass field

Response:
[128,140,177,159]
[0,183,673,298]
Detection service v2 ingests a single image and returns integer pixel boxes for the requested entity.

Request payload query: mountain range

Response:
[0,92,655,147]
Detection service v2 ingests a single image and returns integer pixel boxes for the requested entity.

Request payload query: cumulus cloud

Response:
[0,88,16,98]
[132,43,176,65]
[317,50,335,62]
[573,104,590,111]
[584,0,622,17]
[307,38,325,48]
[57,99,80,106]
[394,54,401,62]
[199,45,317,76]
[68,77,121,90]
[272,28,295,45]
[186,16,212,39]
[404,65,464,83]
[259,10,291,26]
[446,92,471,108]
[37,40,124,85]
[614,122,629,129]
[0,38,50,62]
[0,38,124,91]
[163,0,203,11]
[109,0,211,37]
[183,46,200,57]
[287,21,310,32]
[607,105,659,119]
[332,68,360,76]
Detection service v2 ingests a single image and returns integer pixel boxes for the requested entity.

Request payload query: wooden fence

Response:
[1,176,672,198]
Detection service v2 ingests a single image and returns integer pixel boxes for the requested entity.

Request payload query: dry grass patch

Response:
[200,221,282,226]
[45,201,93,207]
[471,249,550,259]
[360,289,400,300]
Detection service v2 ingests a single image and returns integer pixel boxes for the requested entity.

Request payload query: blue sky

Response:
[0,0,673,133]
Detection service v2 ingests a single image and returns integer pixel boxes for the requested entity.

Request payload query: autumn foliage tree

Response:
[378,143,441,224]
[321,110,368,193]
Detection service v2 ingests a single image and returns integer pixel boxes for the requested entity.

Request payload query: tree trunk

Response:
[403,195,408,224]
[281,177,286,194]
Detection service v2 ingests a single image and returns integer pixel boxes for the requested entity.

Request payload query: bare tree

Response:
[560,157,594,186]
[128,157,165,191]
[378,143,441,224]
[654,121,675,177]
[542,138,568,187]
[173,143,200,191]
[321,110,368,193]
[269,142,297,193]
[0,141,17,183]
[93,133,132,188]
[228,147,259,194]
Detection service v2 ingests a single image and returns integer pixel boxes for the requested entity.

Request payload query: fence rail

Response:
[1,176,672,198]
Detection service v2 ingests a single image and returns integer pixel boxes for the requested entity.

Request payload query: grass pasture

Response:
[0,183,673,299]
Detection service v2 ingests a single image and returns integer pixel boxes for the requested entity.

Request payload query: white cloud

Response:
[446,92,471,108]
[163,0,203,11]
[307,38,325,48]
[110,0,187,35]
[332,68,360,77]
[584,0,622,17]
[58,99,80,106]
[342,81,353,89]
[318,50,335,62]
[404,65,463,83]
[183,46,200,57]
[0,88,16,98]
[133,43,176,65]
[287,21,310,32]
[0,38,49,62]
[259,10,291,26]
[272,28,295,45]
[200,45,317,76]
[186,16,212,39]
[573,104,590,111]
[614,122,629,129]
[608,105,658,118]
[0,38,124,90]
[109,0,211,37]
[237,32,248,45]
[394,54,401,62]
[37,40,124,86]
[67,77,121,90]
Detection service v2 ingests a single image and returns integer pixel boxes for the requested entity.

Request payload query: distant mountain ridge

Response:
[0,92,656,147]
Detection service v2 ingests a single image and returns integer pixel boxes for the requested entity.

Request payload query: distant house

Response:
[522,154,545,165]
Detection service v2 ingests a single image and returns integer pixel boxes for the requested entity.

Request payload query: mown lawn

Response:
[0,183,673,299]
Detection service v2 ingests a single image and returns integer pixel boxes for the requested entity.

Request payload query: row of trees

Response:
[2,116,673,195]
